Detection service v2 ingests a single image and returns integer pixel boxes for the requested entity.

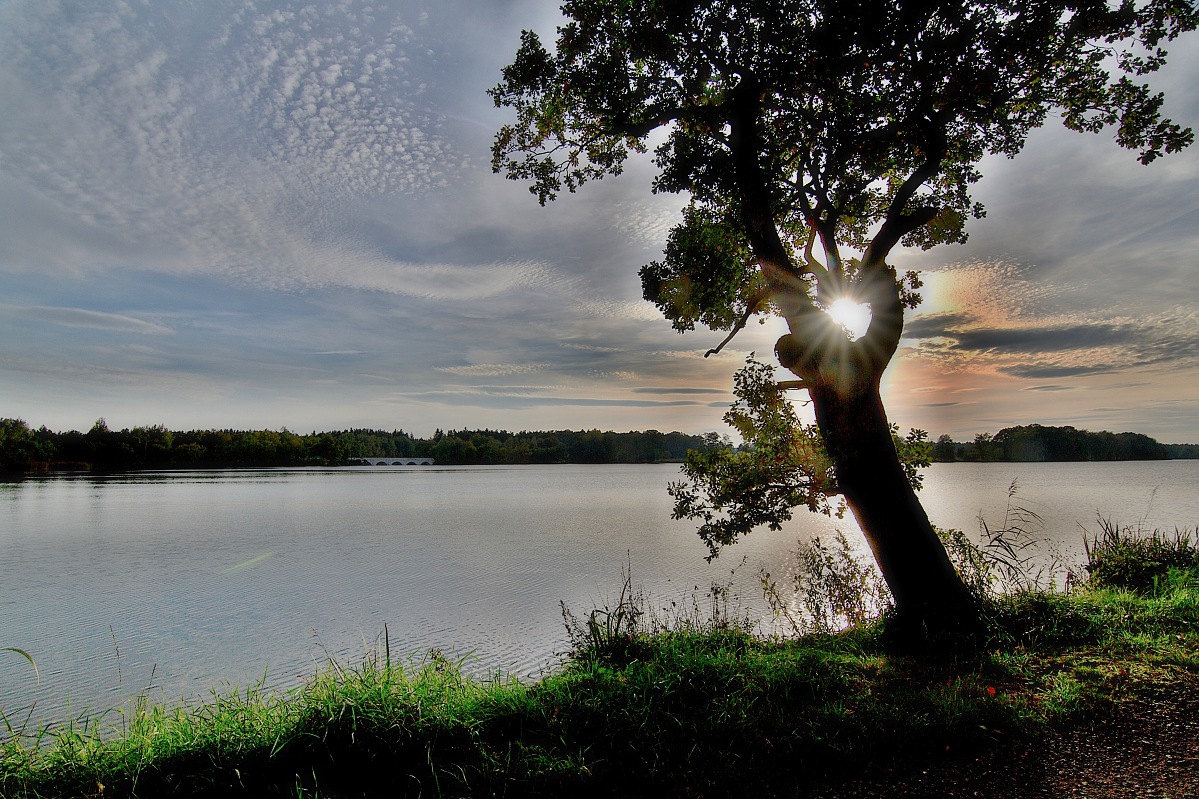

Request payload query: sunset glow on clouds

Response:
[1,0,1197,442]
[892,251,1199,439]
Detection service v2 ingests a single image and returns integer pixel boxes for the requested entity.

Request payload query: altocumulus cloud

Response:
[0,0,462,290]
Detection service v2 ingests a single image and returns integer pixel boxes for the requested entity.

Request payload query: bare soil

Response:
[817,676,1199,799]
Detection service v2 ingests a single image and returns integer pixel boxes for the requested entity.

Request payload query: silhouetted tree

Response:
[493,0,1196,635]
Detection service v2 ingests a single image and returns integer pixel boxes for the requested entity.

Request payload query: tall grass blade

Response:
[2,648,39,684]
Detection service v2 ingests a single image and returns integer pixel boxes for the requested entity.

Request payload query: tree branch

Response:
[864,116,948,266]
[606,98,726,140]
[866,204,940,266]
[802,222,830,280]
[704,293,767,357]
[727,78,806,285]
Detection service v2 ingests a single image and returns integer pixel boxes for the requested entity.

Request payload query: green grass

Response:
[5,534,1199,798]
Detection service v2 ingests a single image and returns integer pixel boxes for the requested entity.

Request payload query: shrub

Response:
[760,530,892,635]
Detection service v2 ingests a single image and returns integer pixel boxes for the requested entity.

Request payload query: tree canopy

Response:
[494,0,1194,371]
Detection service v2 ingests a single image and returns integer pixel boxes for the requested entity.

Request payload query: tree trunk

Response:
[809,378,978,639]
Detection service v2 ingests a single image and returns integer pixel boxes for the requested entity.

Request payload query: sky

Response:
[1,0,1197,443]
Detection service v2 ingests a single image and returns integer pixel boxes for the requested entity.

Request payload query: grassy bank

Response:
[4,526,1198,798]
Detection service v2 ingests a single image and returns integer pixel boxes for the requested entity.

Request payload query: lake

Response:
[2,461,1196,729]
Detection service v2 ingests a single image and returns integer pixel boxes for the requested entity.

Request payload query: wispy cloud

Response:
[938,323,1133,353]
[5,306,173,335]
[604,197,681,246]
[435,363,551,377]
[633,387,727,395]
[310,258,564,300]
[405,392,710,409]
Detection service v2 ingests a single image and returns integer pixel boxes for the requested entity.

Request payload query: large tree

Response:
[491,0,1195,635]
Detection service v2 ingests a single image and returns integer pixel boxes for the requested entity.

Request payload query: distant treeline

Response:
[0,418,724,473]
[4,417,1193,473]
[932,424,1197,462]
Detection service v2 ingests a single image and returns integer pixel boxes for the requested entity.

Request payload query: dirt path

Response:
[819,677,1199,799]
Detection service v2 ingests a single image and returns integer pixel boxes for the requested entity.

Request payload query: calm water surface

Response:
[1,461,1195,728]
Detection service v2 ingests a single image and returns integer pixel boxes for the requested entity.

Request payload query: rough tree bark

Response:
[814,380,978,633]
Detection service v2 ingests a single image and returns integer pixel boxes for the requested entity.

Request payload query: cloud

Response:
[5,306,173,335]
[603,197,682,246]
[902,255,1199,388]
[1001,363,1118,378]
[389,391,709,409]
[908,260,1059,321]
[0,0,463,290]
[947,324,1133,353]
[435,363,551,377]
[590,370,639,381]
[901,312,974,340]
[633,387,727,395]
[309,258,565,300]
[561,343,629,353]
[2,1,1198,443]
[572,299,664,322]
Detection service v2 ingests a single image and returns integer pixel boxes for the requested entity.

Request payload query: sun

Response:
[825,298,872,340]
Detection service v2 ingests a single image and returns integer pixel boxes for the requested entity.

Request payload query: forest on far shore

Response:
[931,424,1197,462]
[0,418,1195,473]
[0,418,725,472]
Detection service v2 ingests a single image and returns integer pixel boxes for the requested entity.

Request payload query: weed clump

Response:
[560,558,757,668]
[1084,518,1199,592]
